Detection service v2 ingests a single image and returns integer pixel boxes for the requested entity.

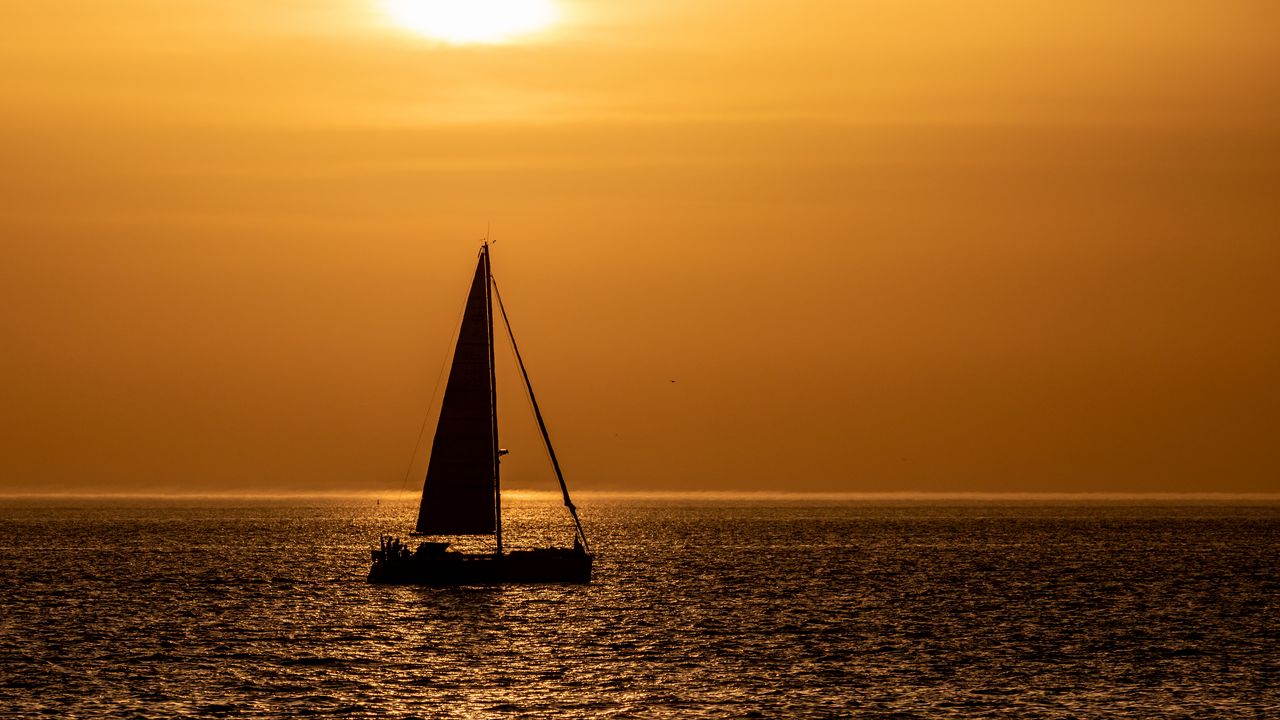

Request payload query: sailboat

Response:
[368,242,592,584]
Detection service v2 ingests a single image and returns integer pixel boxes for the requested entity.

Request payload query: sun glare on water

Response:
[382,0,557,44]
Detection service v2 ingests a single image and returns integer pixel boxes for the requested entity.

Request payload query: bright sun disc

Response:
[383,0,557,44]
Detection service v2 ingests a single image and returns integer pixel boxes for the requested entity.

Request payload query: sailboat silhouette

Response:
[368,243,592,584]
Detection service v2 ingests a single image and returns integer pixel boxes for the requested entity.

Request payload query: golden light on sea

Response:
[381,0,558,44]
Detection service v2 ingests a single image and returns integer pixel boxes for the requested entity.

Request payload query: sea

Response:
[0,495,1275,718]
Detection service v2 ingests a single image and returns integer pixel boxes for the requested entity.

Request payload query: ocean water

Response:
[0,496,1275,718]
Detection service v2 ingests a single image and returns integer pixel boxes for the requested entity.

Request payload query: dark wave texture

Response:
[1,498,1276,718]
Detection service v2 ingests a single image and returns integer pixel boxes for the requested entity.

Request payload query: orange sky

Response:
[2,1,1277,494]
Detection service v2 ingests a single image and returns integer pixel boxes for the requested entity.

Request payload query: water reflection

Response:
[1,497,1275,717]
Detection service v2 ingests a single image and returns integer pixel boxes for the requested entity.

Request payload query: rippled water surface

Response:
[1,497,1276,718]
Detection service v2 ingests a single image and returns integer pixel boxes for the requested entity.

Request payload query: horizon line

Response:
[1,490,1278,502]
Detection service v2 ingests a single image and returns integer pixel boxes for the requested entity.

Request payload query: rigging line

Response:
[491,278,590,553]
[497,298,572,536]
[396,261,476,498]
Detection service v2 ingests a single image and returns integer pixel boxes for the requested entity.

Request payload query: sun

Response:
[382,0,558,44]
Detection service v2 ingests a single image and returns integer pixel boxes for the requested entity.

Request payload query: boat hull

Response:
[368,545,592,585]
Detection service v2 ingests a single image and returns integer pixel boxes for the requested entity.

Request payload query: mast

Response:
[491,280,590,553]
[484,243,503,554]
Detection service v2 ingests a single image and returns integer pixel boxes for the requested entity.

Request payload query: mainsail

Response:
[415,248,498,535]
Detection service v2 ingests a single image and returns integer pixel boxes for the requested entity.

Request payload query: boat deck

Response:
[368,538,592,585]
